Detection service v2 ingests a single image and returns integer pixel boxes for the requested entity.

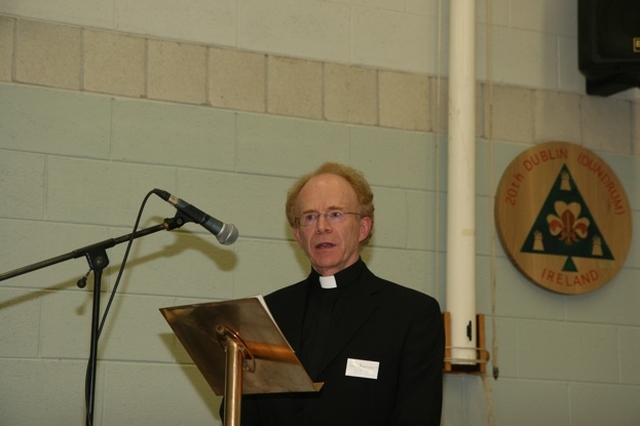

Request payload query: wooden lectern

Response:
[160,297,322,426]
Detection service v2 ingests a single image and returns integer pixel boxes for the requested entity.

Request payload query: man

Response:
[237,162,444,425]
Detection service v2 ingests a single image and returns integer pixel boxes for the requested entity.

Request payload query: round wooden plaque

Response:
[495,141,632,295]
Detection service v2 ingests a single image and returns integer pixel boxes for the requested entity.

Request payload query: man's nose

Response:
[315,214,332,232]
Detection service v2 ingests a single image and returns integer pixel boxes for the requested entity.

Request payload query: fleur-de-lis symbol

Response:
[546,201,590,246]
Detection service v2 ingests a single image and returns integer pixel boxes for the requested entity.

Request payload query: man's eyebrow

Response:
[300,206,346,213]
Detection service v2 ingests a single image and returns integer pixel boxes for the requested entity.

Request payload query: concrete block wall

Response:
[1,1,639,425]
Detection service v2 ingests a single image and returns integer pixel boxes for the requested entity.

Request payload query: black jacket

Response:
[233,260,444,426]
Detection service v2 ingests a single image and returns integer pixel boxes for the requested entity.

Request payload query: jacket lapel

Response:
[318,270,382,374]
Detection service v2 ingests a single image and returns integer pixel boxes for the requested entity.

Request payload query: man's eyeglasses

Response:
[297,210,361,227]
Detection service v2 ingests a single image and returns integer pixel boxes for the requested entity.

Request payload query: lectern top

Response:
[160,296,322,395]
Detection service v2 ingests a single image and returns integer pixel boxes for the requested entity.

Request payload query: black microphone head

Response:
[153,188,171,201]
[217,223,239,245]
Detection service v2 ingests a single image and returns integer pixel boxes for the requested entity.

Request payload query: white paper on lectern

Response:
[254,294,293,351]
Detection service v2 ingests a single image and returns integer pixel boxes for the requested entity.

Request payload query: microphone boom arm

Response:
[0,214,186,282]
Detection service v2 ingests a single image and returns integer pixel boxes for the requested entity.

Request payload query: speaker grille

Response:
[595,0,640,60]
[579,0,640,95]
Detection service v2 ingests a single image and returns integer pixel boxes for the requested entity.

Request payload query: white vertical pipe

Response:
[446,0,477,364]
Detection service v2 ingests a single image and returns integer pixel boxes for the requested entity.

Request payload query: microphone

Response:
[153,189,238,245]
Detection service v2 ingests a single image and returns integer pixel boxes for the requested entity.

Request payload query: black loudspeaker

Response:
[578,0,640,96]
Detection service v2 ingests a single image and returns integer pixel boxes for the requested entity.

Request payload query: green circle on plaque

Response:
[495,141,632,295]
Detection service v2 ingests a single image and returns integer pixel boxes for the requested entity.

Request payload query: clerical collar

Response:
[319,275,337,289]
[310,258,366,290]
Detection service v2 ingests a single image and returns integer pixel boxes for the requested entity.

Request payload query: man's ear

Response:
[293,226,303,245]
[359,216,372,242]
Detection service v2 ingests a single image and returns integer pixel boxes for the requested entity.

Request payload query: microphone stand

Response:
[0,213,189,426]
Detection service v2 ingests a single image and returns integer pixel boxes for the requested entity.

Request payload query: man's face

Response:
[293,173,372,276]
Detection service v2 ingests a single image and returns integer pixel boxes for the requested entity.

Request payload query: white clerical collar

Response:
[319,275,337,289]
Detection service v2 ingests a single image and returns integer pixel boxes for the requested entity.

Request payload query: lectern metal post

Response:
[223,336,243,426]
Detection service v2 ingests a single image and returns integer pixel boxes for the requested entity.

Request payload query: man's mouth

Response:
[315,242,335,249]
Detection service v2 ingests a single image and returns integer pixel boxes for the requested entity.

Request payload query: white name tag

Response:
[345,358,379,380]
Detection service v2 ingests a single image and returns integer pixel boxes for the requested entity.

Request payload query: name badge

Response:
[345,358,379,380]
